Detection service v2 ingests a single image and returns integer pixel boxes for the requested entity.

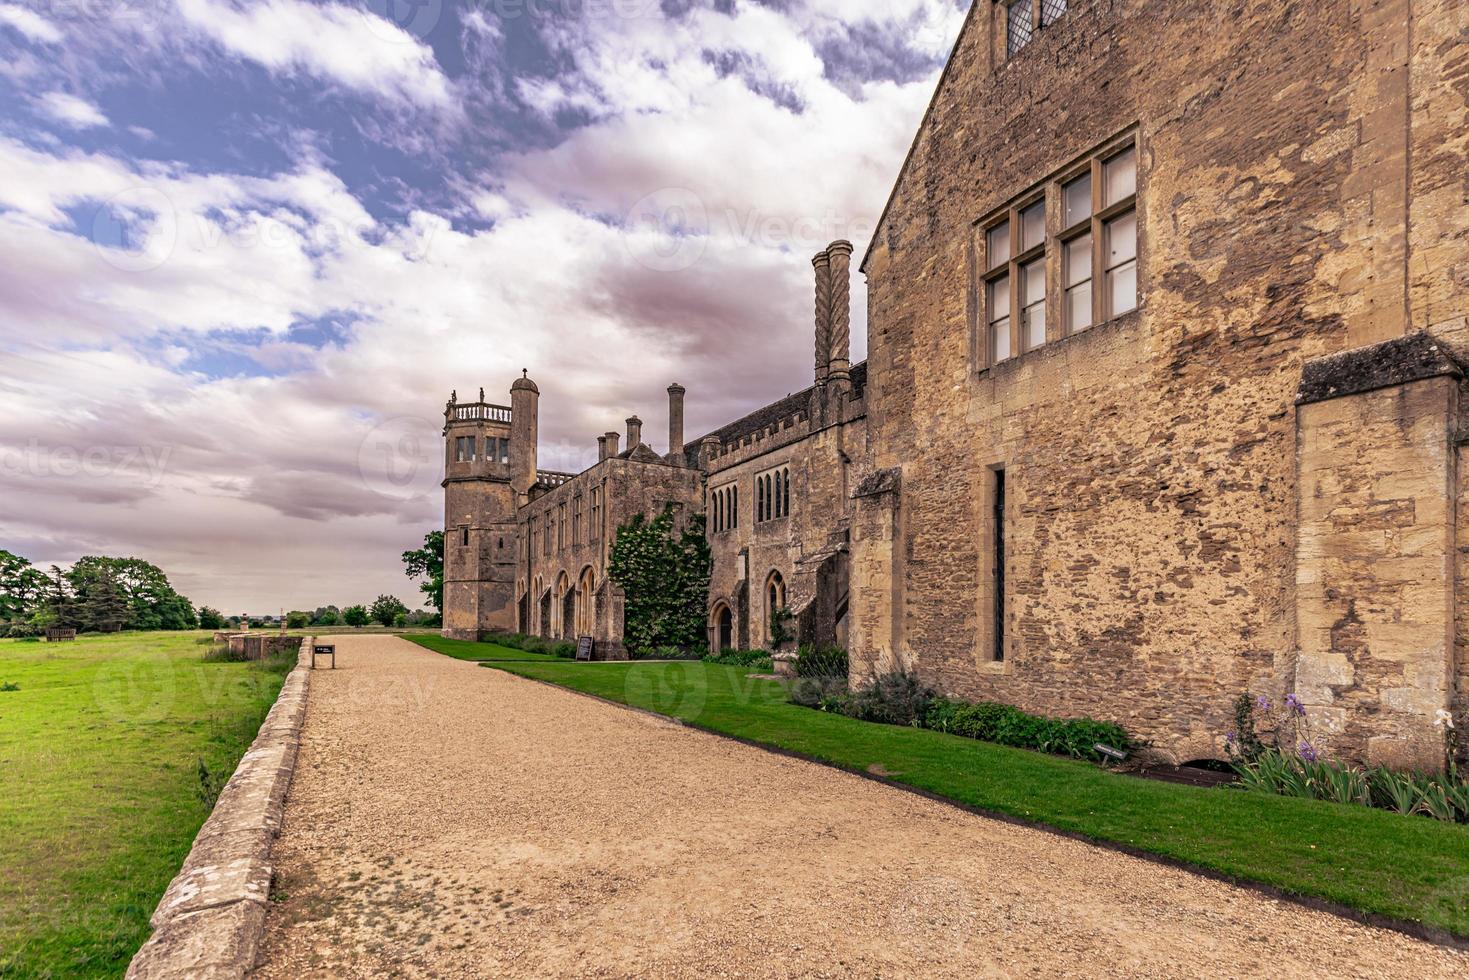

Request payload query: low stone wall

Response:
[126,638,313,979]
[217,632,299,661]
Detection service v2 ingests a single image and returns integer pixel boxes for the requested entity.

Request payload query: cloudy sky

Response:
[0,0,967,614]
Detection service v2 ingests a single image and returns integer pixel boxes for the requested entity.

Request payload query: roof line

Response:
[859,0,984,274]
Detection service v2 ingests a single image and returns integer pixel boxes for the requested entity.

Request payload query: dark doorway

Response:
[717,606,733,651]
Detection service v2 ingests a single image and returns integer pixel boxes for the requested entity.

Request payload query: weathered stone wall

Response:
[518,454,703,656]
[705,381,866,653]
[1296,373,1457,769]
[443,407,519,641]
[857,0,1469,760]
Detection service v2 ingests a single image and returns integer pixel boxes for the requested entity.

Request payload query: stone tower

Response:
[441,373,537,640]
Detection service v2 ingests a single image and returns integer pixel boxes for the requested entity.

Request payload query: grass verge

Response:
[0,631,294,977]
[406,635,564,663]
[483,657,1469,940]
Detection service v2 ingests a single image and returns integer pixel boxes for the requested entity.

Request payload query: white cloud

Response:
[174,0,454,110]
[0,0,970,612]
[0,3,62,44]
[35,91,110,129]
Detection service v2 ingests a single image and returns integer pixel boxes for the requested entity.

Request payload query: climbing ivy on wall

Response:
[608,505,712,656]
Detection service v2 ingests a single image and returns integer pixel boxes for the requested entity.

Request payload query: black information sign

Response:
[576,636,594,661]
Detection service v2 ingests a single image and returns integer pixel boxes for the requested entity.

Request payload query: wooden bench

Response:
[45,628,77,643]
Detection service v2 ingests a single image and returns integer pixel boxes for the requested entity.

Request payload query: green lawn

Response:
[0,632,294,977]
[479,656,1469,939]
[406,635,565,663]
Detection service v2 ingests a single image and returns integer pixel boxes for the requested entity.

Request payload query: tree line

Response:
[1,551,198,636]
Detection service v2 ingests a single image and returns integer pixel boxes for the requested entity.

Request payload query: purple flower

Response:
[1225,732,1236,745]
[1298,741,1320,762]
[1285,693,1307,717]
[1256,695,1271,712]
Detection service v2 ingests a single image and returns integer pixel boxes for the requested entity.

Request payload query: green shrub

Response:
[1237,747,1469,823]
[788,675,848,709]
[551,642,578,659]
[920,699,1133,761]
[795,645,848,678]
[285,611,310,630]
[840,671,935,727]
[5,624,41,639]
[702,649,774,672]
[0,681,19,692]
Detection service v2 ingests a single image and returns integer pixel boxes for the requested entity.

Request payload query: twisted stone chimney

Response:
[813,248,831,386]
[826,240,854,383]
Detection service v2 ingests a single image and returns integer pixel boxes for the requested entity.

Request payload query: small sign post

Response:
[576,636,594,662]
[312,643,336,670]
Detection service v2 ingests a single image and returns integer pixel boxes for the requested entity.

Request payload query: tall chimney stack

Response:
[605,430,620,457]
[813,248,831,385]
[597,434,608,461]
[626,416,643,451]
[667,383,686,463]
[826,240,854,382]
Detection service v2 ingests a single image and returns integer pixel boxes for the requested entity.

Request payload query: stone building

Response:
[442,245,864,660]
[851,0,1469,768]
[445,0,1469,767]
[702,242,868,656]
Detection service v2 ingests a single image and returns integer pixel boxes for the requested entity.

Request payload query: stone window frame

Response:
[557,502,567,552]
[972,129,1140,373]
[755,465,791,524]
[997,0,1069,61]
[572,494,583,546]
[589,487,601,541]
[453,435,476,462]
[711,483,739,534]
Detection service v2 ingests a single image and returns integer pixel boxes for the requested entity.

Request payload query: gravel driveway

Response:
[251,635,1467,978]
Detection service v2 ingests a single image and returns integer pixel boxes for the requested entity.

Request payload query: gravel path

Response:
[252,635,1467,978]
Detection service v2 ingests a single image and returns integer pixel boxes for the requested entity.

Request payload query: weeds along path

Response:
[252,635,1466,978]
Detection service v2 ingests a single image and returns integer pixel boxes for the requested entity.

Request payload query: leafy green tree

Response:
[197,606,226,630]
[370,594,408,627]
[608,507,711,656]
[64,556,196,631]
[65,563,130,633]
[0,550,47,623]
[286,611,310,629]
[342,605,370,627]
[401,531,444,612]
[312,606,341,626]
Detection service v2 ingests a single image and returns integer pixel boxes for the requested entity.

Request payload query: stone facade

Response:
[443,246,867,660]
[444,0,1468,765]
[852,0,1469,767]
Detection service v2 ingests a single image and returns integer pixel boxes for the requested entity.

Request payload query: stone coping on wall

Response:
[125,637,313,979]
[1296,332,1467,406]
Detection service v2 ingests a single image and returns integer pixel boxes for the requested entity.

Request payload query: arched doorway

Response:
[765,570,787,647]
[576,566,596,636]
[710,602,734,652]
[554,571,571,639]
